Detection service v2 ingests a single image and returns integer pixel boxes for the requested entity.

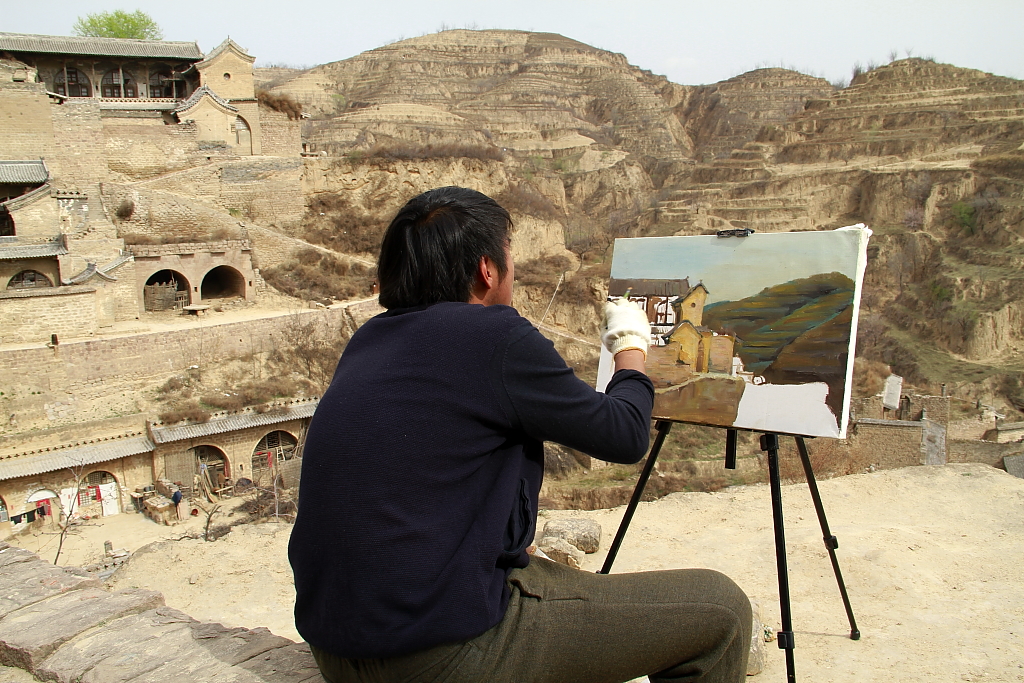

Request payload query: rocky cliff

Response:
[259,37,1024,414]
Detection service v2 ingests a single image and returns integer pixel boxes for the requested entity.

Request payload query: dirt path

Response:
[11,462,1024,681]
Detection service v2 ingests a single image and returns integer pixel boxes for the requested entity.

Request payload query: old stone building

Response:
[0,399,315,539]
[0,32,302,343]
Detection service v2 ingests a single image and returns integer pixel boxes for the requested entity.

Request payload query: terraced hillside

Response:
[263,36,1024,413]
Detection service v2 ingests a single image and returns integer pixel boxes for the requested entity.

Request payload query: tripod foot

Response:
[850,629,861,640]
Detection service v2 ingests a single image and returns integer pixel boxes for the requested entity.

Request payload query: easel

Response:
[598,420,860,683]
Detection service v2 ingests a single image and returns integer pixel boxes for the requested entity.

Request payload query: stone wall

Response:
[104,121,203,181]
[0,286,98,344]
[49,100,109,188]
[132,157,305,229]
[8,195,59,238]
[0,72,57,161]
[0,307,350,433]
[101,184,241,240]
[259,108,301,157]
[948,439,1024,467]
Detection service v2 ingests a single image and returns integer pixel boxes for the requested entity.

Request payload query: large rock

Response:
[537,537,583,569]
[0,587,163,671]
[747,598,766,676]
[541,518,602,554]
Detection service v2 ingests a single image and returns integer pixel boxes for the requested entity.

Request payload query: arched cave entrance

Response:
[78,471,121,517]
[24,489,59,527]
[0,209,13,237]
[250,430,298,486]
[234,116,252,155]
[144,269,190,311]
[0,494,9,524]
[200,265,245,301]
[192,444,230,495]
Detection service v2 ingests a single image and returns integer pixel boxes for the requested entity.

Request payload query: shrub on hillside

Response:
[354,142,503,162]
[514,254,573,289]
[495,183,561,219]
[256,90,303,120]
[263,249,374,304]
[303,194,385,255]
[158,401,211,425]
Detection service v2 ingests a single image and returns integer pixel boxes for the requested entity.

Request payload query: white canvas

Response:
[597,225,871,439]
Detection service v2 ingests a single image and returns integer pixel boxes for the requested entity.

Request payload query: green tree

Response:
[72,10,164,40]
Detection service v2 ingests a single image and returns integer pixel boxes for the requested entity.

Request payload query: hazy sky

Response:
[611,229,867,304]
[5,1,1022,86]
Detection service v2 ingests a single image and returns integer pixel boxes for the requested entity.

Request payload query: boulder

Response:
[541,518,602,554]
[537,537,583,569]
[747,598,766,676]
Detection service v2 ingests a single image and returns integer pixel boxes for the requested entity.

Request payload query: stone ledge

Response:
[0,541,322,682]
[0,285,96,301]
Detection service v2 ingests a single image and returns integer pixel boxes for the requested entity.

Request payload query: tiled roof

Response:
[608,278,692,298]
[174,85,236,115]
[0,32,202,60]
[0,183,51,211]
[0,238,67,260]
[197,38,254,65]
[150,399,319,444]
[0,435,154,482]
[0,160,48,184]
[61,254,130,285]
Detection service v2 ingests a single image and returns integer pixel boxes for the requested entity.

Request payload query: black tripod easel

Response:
[598,420,860,683]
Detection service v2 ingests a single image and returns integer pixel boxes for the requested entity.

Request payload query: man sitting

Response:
[289,186,751,683]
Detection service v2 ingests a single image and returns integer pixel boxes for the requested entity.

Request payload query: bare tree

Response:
[54,461,87,565]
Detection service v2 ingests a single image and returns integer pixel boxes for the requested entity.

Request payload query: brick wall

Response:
[101,184,241,240]
[0,307,349,430]
[0,286,97,343]
[0,76,57,161]
[49,100,108,188]
[948,439,1024,467]
[259,108,301,157]
[131,157,305,229]
[104,122,204,181]
[9,195,59,238]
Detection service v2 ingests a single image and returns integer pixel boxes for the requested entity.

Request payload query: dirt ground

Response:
[9,462,1024,682]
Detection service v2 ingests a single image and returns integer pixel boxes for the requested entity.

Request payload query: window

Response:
[8,270,53,289]
[0,497,8,523]
[54,68,91,97]
[148,69,186,99]
[101,69,137,98]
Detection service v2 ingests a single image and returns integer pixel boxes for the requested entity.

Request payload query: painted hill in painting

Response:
[703,272,856,376]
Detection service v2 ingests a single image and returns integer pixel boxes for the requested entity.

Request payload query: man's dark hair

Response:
[377,186,512,309]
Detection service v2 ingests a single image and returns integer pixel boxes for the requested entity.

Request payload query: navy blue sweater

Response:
[288,302,654,659]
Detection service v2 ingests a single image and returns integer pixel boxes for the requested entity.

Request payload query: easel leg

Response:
[599,420,672,574]
[794,437,861,640]
[761,433,797,683]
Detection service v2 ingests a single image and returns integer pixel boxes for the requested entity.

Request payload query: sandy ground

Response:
[9,462,1024,682]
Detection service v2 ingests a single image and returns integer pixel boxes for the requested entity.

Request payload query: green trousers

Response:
[311,557,751,683]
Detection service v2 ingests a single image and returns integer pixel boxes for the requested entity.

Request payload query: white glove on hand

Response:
[601,298,651,358]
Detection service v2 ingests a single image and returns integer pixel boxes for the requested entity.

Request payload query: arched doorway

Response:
[200,265,245,301]
[0,494,9,524]
[27,488,59,526]
[192,445,230,493]
[251,430,297,485]
[234,116,252,155]
[144,269,190,311]
[82,471,120,517]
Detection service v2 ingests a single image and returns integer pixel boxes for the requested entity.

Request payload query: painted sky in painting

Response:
[610,229,866,304]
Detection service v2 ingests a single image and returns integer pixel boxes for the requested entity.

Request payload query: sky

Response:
[610,229,867,304]
[4,1,1023,86]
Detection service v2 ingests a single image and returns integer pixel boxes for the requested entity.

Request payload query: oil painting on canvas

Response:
[596,226,870,439]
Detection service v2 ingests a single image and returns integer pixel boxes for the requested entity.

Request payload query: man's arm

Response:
[493,324,654,464]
